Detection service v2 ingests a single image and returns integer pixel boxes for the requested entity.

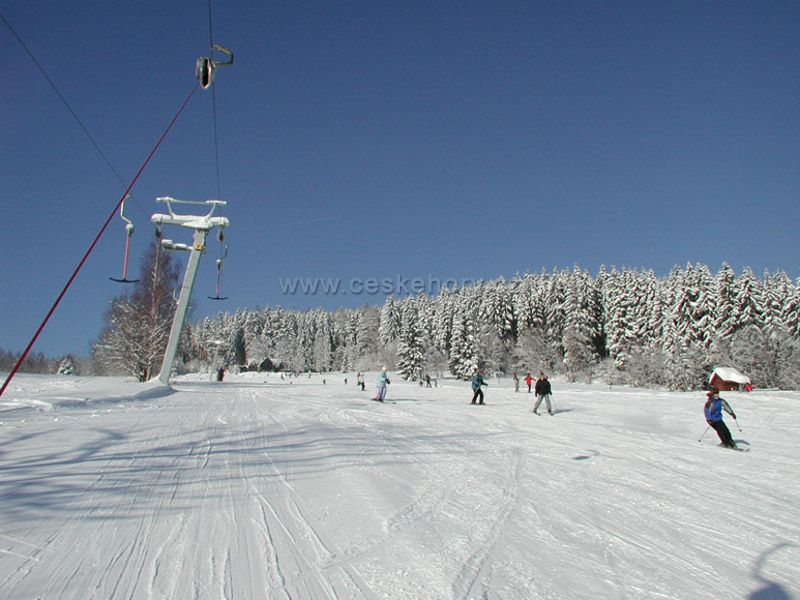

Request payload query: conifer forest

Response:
[184,264,800,390]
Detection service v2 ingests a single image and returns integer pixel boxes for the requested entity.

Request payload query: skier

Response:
[533,373,553,415]
[373,367,390,402]
[471,369,487,405]
[216,366,225,382]
[524,372,533,393]
[704,387,738,448]
[357,372,365,391]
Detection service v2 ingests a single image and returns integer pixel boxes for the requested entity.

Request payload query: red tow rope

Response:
[0,84,199,398]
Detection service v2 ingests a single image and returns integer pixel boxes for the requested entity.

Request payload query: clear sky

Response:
[2,1,799,358]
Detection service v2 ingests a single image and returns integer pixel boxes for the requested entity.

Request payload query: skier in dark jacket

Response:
[533,373,552,414]
[704,387,738,448]
[471,370,487,405]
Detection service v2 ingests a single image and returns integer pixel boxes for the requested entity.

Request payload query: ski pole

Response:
[732,417,742,432]
[698,426,710,443]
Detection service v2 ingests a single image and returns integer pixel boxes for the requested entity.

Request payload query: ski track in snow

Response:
[0,373,798,599]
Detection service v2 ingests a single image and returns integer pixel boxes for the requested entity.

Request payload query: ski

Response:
[717,443,750,452]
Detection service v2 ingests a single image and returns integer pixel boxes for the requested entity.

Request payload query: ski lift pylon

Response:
[109,195,140,283]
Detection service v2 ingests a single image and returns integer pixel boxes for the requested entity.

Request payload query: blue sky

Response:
[1,1,799,357]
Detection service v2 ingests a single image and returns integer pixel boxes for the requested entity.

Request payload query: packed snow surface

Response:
[0,372,798,599]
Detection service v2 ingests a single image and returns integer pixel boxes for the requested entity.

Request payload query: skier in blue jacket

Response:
[704,387,738,448]
[471,370,487,405]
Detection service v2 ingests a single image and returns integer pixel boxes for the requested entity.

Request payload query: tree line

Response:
[6,249,799,391]
[183,263,800,390]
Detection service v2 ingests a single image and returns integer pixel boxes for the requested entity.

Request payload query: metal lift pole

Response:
[151,197,229,385]
[157,228,206,385]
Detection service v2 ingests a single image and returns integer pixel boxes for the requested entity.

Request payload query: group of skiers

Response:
[367,368,743,450]
[365,365,555,411]
[219,363,743,449]
[472,370,553,412]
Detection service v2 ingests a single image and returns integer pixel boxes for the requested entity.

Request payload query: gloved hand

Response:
[732,413,737,419]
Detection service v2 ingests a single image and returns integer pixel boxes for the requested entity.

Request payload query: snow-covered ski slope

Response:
[1,372,798,599]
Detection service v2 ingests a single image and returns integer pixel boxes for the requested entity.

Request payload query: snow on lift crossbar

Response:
[109,195,140,283]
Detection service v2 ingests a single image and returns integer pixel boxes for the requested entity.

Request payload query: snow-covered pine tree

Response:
[273,311,300,372]
[671,263,717,353]
[640,270,666,350]
[562,267,598,381]
[311,310,334,372]
[379,297,401,346]
[481,279,516,343]
[774,331,800,389]
[734,267,766,332]
[731,324,777,388]
[448,298,479,379]
[762,270,791,333]
[57,356,76,375]
[782,278,800,338]
[714,263,738,341]
[356,306,381,368]
[241,310,266,368]
[603,268,633,369]
[543,270,567,370]
[338,310,360,372]
[396,298,425,380]
[431,288,454,357]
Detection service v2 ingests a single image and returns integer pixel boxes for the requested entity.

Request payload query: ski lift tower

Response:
[151,197,229,385]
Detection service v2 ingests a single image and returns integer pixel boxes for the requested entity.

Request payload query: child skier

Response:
[704,387,738,448]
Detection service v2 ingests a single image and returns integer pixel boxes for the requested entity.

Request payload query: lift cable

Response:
[0,84,200,398]
[207,0,224,201]
[0,9,147,218]
[1,11,123,186]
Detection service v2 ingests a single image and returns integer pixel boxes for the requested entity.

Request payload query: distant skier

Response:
[471,369,487,405]
[533,373,552,415]
[704,387,738,448]
[373,367,390,402]
[357,372,365,391]
[216,366,225,382]
[524,372,533,393]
